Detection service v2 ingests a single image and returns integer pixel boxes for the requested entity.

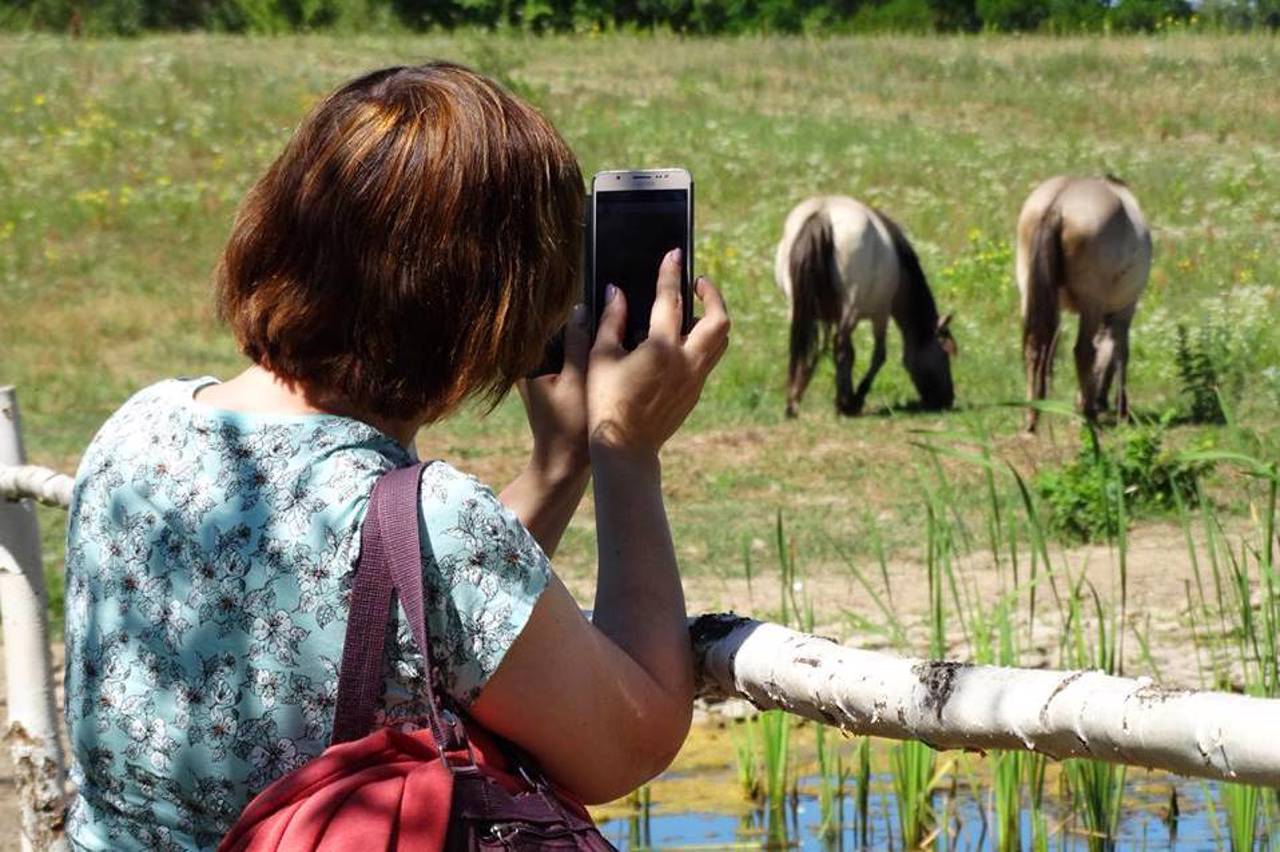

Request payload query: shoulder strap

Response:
[330,462,458,749]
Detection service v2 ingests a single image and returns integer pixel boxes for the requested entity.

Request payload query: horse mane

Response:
[877,209,939,346]
[787,210,841,375]
[1104,172,1129,187]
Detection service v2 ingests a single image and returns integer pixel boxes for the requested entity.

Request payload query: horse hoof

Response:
[785,406,799,420]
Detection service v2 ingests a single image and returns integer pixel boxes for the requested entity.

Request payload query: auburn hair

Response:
[215,62,584,423]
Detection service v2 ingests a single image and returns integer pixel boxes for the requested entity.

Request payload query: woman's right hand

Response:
[587,248,730,458]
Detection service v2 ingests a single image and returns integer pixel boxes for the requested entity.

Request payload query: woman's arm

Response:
[499,462,589,558]
[470,254,730,803]
[499,304,591,558]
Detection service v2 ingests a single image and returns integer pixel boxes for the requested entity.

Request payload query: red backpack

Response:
[219,464,617,851]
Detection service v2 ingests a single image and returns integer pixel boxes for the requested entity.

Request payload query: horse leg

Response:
[1109,307,1135,422]
[1074,309,1103,422]
[1024,311,1060,433]
[1091,304,1132,415]
[1091,318,1117,415]
[834,318,858,416]
[786,332,821,419]
[851,316,888,414]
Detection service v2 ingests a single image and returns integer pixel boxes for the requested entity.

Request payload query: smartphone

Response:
[590,168,694,350]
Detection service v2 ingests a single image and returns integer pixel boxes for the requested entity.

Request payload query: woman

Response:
[63,62,729,850]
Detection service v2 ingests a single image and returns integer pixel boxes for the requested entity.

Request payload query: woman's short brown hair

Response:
[216,62,584,423]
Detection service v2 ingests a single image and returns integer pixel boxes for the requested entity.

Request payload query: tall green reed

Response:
[855,736,871,847]
[891,740,939,850]
[813,724,845,842]
[625,785,652,850]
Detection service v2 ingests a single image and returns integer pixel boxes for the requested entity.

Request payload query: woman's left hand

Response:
[517,303,591,483]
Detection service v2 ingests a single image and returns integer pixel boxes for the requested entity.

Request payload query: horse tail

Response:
[1023,205,1065,356]
[787,210,840,375]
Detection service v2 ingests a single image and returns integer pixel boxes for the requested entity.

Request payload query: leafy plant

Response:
[1175,321,1242,424]
[1036,418,1214,543]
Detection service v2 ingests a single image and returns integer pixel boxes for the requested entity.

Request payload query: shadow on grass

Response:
[856,399,986,418]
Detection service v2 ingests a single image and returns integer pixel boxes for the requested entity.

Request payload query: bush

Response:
[977,0,1047,31]
[1105,0,1191,30]
[850,0,935,31]
[1036,417,1214,543]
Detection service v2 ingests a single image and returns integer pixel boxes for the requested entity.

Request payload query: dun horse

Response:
[776,196,956,418]
[1017,176,1152,433]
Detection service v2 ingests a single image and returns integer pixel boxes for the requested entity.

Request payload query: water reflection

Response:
[602,771,1249,850]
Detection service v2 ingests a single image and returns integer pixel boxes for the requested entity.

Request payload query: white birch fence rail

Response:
[0,466,74,509]
[3,387,1279,848]
[1,388,68,852]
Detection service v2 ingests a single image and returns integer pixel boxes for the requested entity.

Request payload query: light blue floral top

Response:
[63,378,550,850]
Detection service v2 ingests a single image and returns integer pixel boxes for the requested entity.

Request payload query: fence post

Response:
[0,387,68,852]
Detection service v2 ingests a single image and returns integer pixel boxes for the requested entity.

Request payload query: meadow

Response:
[2,30,1280,848]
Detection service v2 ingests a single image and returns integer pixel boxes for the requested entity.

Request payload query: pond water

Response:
[598,774,1222,850]
[592,720,1275,850]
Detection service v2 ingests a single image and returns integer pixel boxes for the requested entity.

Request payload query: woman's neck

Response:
[194,365,421,448]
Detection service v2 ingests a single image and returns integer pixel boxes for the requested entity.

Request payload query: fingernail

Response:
[605,284,619,303]
[572,302,587,324]
[666,247,682,265]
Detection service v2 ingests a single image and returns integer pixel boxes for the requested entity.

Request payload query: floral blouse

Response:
[63,378,550,850]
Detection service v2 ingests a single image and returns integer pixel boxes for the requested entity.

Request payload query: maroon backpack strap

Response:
[331,462,462,753]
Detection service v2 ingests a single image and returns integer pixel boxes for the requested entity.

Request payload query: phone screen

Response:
[592,188,691,350]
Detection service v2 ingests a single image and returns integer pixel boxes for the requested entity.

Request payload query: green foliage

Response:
[850,0,937,31]
[977,0,1048,31]
[0,0,1259,33]
[1036,419,1214,543]
[1175,320,1244,425]
[1106,0,1191,30]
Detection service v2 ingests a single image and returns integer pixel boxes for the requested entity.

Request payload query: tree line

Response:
[2,0,1278,37]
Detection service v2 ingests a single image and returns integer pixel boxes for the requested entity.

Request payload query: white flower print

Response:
[126,717,177,772]
[247,737,302,790]
[250,611,307,666]
[64,380,549,849]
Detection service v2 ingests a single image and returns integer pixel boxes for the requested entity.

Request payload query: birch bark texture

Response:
[0,387,68,852]
[691,614,1280,788]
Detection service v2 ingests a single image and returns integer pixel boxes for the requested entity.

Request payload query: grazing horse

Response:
[1017,176,1152,433]
[776,196,956,418]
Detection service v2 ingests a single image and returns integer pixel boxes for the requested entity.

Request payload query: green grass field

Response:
[3,31,1279,594]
